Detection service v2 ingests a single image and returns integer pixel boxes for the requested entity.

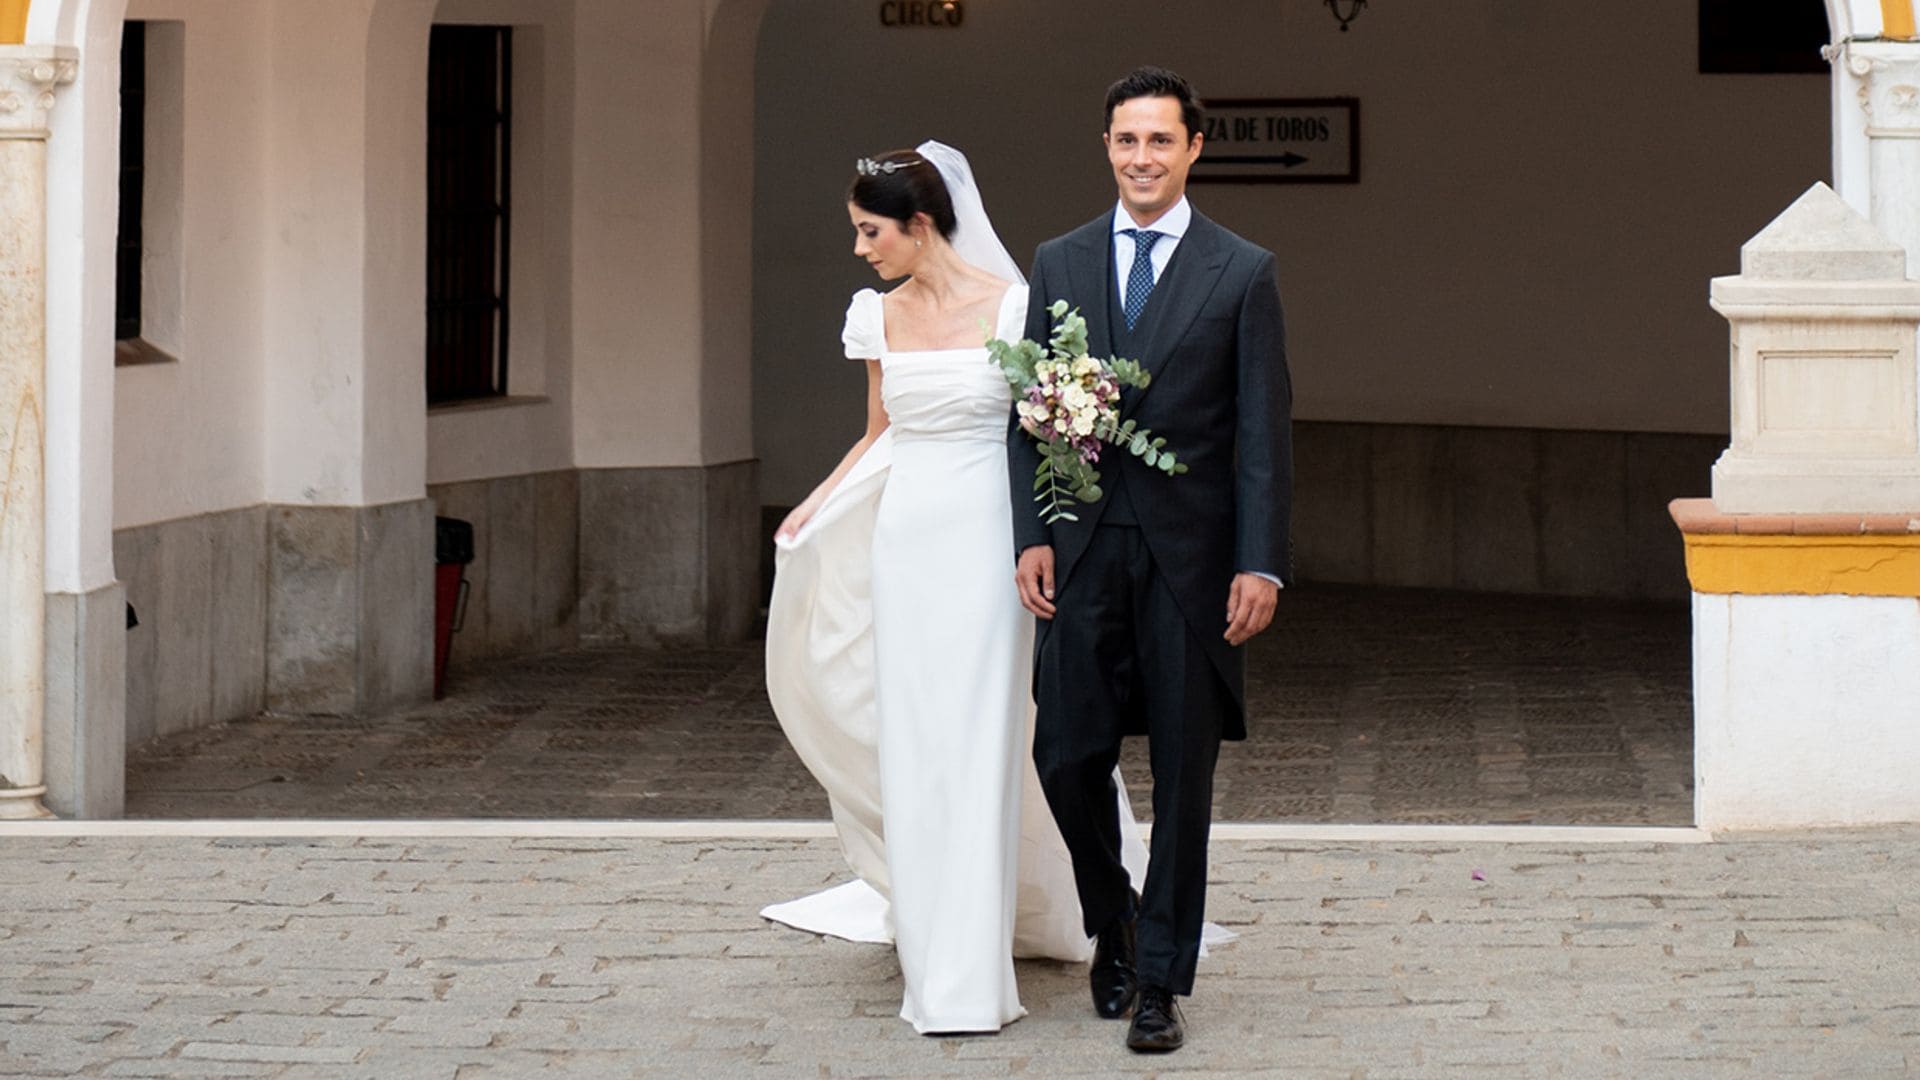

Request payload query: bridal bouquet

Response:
[987,300,1186,524]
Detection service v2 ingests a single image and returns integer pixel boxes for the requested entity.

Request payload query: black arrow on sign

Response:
[1276,151,1309,167]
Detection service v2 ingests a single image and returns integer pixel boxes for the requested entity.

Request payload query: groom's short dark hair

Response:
[1104,66,1204,142]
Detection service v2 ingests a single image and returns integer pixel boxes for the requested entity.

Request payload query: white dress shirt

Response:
[1110,197,1283,593]
[1112,196,1192,294]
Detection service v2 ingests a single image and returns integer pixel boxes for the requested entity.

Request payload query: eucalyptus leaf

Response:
[999,299,1197,525]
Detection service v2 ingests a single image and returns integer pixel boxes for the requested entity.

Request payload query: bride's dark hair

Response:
[849,149,956,239]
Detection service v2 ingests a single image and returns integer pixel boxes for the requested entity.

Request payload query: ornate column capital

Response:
[0,45,77,140]
[1846,40,1920,138]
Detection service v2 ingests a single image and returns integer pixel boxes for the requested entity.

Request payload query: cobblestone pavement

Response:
[126,586,1692,825]
[1,828,1915,1077]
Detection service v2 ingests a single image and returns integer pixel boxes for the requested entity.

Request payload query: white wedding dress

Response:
[762,285,1151,1033]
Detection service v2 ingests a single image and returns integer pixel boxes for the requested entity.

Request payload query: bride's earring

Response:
[915,238,923,248]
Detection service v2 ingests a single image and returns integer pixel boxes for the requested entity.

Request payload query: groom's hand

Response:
[1224,573,1279,645]
[1015,545,1056,620]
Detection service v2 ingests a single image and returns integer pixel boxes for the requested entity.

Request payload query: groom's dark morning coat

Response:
[1009,209,1293,742]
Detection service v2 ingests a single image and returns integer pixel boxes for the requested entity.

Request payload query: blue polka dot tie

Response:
[1120,229,1163,331]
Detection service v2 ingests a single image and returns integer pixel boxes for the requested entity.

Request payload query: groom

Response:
[1011,66,1292,1053]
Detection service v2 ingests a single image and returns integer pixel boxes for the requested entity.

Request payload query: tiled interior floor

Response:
[125,585,1694,824]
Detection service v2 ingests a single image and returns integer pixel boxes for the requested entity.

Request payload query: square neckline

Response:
[878,285,1024,356]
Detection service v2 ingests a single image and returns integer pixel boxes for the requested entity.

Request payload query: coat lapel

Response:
[1061,213,1116,363]
[1134,212,1230,390]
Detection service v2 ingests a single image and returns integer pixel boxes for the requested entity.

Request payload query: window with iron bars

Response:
[426,25,513,404]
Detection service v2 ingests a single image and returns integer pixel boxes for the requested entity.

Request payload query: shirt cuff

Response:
[1247,571,1283,589]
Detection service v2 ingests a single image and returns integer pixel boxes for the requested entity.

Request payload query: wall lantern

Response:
[1325,0,1366,32]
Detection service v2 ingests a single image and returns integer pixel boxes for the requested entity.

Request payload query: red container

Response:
[433,562,467,700]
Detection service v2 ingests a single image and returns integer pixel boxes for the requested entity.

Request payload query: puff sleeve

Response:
[841,288,885,360]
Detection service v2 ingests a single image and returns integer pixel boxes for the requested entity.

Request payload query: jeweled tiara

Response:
[855,156,924,177]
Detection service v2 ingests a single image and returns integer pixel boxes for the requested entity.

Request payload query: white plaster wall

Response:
[568,0,706,469]
[1835,0,1885,39]
[40,0,130,590]
[359,0,435,506]
[750,0,1832,505]
[1694,592,1920,829]
[694,0,765,465]
[259,0,434,509]
[72,0,734,531]
[426,0,576,487]
[260,1,374,506]
[447,0,759,473]
[112,0,268,529]
[106,0,578,513]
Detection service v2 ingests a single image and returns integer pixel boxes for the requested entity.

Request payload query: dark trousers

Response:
[1032,524,1228,995]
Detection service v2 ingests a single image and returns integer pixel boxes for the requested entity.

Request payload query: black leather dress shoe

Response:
[1126,985,1184,1053]
[1089,891,1139,1019]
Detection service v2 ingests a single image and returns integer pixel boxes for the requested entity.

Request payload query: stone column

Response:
[0,46,76,820]
[1845,42,1920,267]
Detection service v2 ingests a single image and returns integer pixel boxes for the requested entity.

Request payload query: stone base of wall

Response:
[115,505,269,745]
[428,470,580,675]
[760,423,1723,603]
[114,498,436,745]
[44,581,127,818]
[111,465,759,745]
[1292,421,1721,601]
[266,500,435,716]
[580,461,759,646]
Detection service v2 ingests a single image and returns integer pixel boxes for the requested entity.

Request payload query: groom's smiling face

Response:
[1105,95,1203,226]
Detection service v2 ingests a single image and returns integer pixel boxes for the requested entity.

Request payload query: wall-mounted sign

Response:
[880,1,963,27]
[1190,98,1360,184]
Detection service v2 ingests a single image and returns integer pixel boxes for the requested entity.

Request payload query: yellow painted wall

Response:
[1885,0,1918,40]
[1683,534,1920,598]
[1,0,29,45]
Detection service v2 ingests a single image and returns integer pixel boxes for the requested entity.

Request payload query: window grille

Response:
[426,25,513,404]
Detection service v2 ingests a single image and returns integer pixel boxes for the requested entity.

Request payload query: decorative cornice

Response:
[1670,500,1920,597]
[0,46,77,139]
[1846,40,1920,137]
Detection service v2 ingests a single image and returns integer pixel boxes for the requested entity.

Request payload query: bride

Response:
[761,141,1152,1035]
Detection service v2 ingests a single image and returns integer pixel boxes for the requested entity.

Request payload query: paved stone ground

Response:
[1,829,1916,1077]
[125,586,1693,824]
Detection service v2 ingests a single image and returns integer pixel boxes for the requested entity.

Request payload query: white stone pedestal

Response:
[1709,184,1920,514]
